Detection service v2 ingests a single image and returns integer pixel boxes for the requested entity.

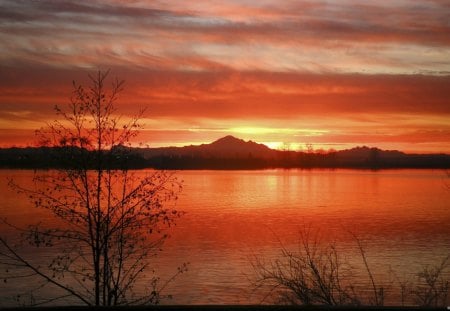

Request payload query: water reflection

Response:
[0,169,449,305]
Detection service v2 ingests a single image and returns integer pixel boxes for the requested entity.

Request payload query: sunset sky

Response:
[0,0,449,153]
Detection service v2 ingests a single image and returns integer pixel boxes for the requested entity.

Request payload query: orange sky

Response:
[0,0,449,153]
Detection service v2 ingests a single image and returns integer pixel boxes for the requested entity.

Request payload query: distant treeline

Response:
[1,146,449,170]
[0,146,145,170]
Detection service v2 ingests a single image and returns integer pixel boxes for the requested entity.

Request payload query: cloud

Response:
[1,1,449,151]
[1,0,449,73]
[1,65,449,121]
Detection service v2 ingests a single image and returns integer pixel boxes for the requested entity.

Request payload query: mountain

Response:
[137,135,276,160]
[336,146,404,159]
[1,136,449,169]
[134,137,450,169]
[208,135,271,154]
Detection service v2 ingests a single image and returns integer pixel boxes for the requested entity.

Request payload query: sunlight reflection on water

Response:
[0,169,449,305]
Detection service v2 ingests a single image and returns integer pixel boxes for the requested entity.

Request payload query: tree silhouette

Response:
[0,70,185,306]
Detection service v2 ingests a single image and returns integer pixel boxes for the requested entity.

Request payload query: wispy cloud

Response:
[2,65,449,118]
[1,0,449,73]
[0,0,449,152]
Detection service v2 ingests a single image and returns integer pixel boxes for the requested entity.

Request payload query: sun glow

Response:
[0,0,449,153]
[229,127,329,136]
[261,141,308,151]
[262,141,348,152]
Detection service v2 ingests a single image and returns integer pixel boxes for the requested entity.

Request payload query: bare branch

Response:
[1,70,184,306]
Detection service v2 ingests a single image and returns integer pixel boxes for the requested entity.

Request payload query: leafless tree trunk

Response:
[0,70,186,306]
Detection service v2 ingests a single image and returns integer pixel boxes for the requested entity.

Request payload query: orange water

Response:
[1,169,449,305]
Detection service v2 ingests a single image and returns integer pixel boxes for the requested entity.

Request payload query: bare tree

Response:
[252,228,450,307]
[251,229,359,306]
[0,70,185,306]
[412,256,450,307]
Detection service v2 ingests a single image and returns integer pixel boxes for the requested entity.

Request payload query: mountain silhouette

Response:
[137,135,276,160]
[202,135,273,157]
[1,136,449,169]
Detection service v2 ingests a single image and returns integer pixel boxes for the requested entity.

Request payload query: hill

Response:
[136,135,276,160]
[1,136,449,170]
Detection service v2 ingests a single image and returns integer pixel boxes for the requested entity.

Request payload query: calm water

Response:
[0,169,449,305]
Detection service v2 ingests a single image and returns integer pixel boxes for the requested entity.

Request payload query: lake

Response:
[0,169,449,306]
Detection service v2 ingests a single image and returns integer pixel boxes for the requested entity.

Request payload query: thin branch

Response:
[0,237,91,305]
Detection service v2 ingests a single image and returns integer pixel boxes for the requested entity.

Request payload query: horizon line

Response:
[2,134,449,156]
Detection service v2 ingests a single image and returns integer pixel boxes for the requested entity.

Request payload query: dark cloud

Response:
[1,0,449,47]
[0,0,177,21]
[1,64,449,120]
